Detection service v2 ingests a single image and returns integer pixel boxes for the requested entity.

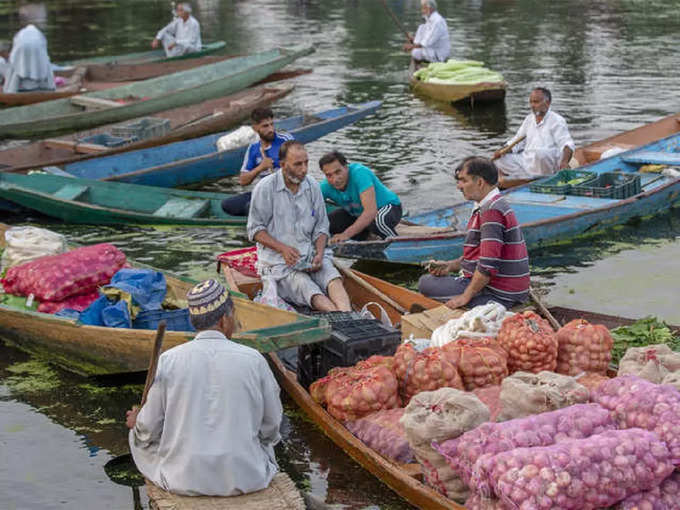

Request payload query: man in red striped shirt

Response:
[418,157,530,309]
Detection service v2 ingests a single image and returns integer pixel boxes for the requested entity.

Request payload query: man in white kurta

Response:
[2,24,55,93]
[152,3,201,58]
[403,0,451,63]
[126,280,283,496]
[494,87,575,180]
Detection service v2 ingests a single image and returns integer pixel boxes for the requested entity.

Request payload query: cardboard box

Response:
[401,305,464,341]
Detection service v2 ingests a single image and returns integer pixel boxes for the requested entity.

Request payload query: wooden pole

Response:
[140,320,166,407]
[529,288,561,331]
[334,262,408,315]
[379,0,414,43]
[492,135,526,160]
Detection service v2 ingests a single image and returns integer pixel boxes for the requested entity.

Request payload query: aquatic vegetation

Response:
[5,360,61,394]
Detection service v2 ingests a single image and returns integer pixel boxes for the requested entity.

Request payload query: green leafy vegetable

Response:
[610,317,680,364]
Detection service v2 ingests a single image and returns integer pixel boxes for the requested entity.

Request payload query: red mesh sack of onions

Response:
[478,428,673,509]
[555,319,613,375]
[592,375,680,463]
[619,471,680,510]
[497,311,558,373]
[37,291,100,314]
[433,403,615,489]
[473,385,503,421]
[1,244,126,302]
[441,337,509,390]
[326,365,400,422]
[355,355,394,371]
[393,343,463,403]
[345,408,413,463]
[310,366,353,405]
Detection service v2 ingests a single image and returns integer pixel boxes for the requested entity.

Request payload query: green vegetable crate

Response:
[570,172,641,199]
[529,170,598,195]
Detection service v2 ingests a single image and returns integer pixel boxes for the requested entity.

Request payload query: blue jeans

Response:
[418,274,519,309]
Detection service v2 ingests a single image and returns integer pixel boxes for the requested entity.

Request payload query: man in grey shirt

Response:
[247,141,352,312]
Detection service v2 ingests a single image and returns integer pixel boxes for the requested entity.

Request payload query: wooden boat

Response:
[61,101,382,188]
[0,67,87,107]
[0,223,330,376]
[333,132,680,264]
[408,61,507,106]
[58,41,227,66]
[0,173,248,226]
[0,84,294,173]
[0,46,313,139]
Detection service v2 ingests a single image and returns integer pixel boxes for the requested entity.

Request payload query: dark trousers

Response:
[418,274,521,309]
[328,204,402,240]
[221,192,252,216]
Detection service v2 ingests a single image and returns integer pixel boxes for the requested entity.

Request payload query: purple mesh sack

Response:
[345,408,414,463]
[619,471,680,509]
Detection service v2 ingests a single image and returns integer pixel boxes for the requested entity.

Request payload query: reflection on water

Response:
[2,0,680,507]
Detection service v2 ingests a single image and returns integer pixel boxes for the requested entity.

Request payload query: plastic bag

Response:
[254,277,295,312]
[215,126,258,152]
[359,302,393,327]
[1,243,126,301]
[1,226,67,273]
[430,302,512,347]
[107,268,166,311]
[79,295,131,328]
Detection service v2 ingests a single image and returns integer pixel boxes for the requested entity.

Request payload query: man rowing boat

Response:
[403,0,451,64]
[152,2,201,57]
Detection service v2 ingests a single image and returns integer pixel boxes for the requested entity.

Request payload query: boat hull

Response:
[410,76,507,105]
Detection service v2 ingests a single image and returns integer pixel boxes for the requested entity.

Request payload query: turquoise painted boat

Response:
[59,41,227,66]
[62,101,382,188]
[333,132,680,263]
[0,173,247,226]
[0,46,313,139]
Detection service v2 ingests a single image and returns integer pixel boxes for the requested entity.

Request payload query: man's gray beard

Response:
[285,173,302,185]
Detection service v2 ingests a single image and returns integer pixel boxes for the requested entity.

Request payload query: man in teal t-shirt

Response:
[319,151,402,243]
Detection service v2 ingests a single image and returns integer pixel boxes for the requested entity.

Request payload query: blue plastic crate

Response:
[132,308,195,332]
[77,133,136,147]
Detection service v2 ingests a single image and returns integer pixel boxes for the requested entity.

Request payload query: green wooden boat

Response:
[59,41,227,66]
[0,173,247,226]
[0,223,330,376]
[0,46,313,139]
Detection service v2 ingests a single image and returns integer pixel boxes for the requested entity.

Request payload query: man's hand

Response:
[126,406,140,429]
[426,260,451,276]
[309,251,324,272]
[403,42,415,52]
[168,43,176,50]
[151,38,160,49]
[330,232,351,245]
[279,244,300,267]
[258,156,274,172]
[493,149,503,159]
[445,294,470,310]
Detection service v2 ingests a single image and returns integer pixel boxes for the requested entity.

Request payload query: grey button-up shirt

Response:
[247,171,331,278]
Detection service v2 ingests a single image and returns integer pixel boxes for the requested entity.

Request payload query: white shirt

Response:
[156,15,202,53]
[3,24,55,93]
[475,187,500,211]
[413,11,451,62]
[129,330,282,496]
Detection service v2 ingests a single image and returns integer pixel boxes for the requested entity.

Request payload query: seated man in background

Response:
[127,279,282,496]
[2,20,55,93]
[319,151,402,243]
[493,87,574,184]
[152,2,201,57]
[403,0,451,64]
[419,157,530,309]
[247,141,352,312]
[221,107,293,216]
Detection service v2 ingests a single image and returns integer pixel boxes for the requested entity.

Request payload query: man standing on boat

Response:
[493,87,575,183]
[403,0,451,64]
[319,151,402,243]
[151,2,201,57]
[419,157,530,309]
[247,141,352,312]
[221,107,294,216]
[126,279,283,496]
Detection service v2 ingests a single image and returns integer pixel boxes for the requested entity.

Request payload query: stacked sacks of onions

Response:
[392,342,463,403]
[468,428,674,509]
[400,388,489,502]
[345,408,413,464]
[555,319,613,375]
[441,337,508,390]
[619,471,680,509]
[592,375,680,463]
[309,364,400,422]
[433,403,615,490]
[497,311,558,374]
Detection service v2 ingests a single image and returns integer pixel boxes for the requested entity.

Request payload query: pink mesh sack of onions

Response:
[1,244,126,302]
[619,471,680,510]
[465,493,504,510]
[592,375,680,464]
[345,408,414,463]
[476,428,673,509]
[433,403,615,488]
[37,291,100,314]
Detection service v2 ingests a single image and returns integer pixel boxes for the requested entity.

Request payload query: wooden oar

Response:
[141,320,166,406]
[492,135,526,161]
[379,0,414,43]
[529,288,561,331]
[333,262,408,315]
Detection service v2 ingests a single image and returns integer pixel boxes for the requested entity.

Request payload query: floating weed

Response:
[96,418,117,425]
[5,361,61,394]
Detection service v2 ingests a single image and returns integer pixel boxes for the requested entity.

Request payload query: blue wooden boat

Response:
[333,132,680,263]
[61,101,382,187]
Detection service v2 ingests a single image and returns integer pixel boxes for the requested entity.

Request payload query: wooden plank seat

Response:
[52,183,89,201]
[153,198,209,218]
[622,150,680,166]
[70,95,124,110]
[394,223,457,237]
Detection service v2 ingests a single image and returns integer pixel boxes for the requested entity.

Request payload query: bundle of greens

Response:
[610,317,680,364]
[413,59,504,85]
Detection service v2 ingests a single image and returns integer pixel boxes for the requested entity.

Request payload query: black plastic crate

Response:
[569,172,641,199]
[297,318,401,388]
[309,311,363,323]
[529,169,598,195]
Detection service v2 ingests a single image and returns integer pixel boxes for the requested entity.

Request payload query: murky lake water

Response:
[1,0,680,508]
